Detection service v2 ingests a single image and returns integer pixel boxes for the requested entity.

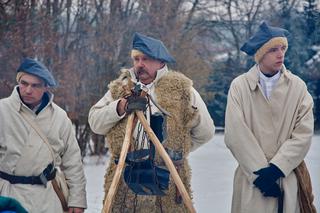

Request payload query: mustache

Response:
[135,68,147,75]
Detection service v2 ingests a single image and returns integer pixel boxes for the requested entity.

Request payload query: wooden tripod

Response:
[102,110,196,213]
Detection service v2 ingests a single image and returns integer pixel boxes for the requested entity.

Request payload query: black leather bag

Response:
[123,150,170,196]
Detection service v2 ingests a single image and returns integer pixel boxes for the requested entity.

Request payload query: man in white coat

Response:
[225,22,315,213]
[0,58,87,213]
[89,32,215,212]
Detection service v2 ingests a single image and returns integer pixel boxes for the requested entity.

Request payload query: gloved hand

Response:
[254,164,285,182]
[253,164,284,197]
[263,182,282,197]
[253,174,283,197]
[125,95,148,113]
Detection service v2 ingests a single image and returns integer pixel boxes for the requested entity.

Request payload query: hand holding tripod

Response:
[102,83,196,213]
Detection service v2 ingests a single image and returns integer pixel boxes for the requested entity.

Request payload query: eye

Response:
[269,48,277,52]
[20,80,29,87]
[141,56,148,61]
[32,83,44,89]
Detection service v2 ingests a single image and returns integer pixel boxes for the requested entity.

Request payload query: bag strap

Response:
[294,161,317,213]
[51,179,69,211]
[19,111,69,211]
[19,111,56,166]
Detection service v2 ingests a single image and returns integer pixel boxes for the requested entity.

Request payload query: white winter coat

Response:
[0,87,87,212]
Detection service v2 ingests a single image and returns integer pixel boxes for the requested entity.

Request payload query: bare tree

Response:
[1,0,319,154]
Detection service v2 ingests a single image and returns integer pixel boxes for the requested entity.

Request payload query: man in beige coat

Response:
[0,58,87,213]
[89,32,215,212]
[225,22,315,213]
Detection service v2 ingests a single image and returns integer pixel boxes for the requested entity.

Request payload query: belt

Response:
[0,163,56,187]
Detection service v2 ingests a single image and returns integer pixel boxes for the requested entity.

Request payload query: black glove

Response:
[254,164,284,182]
[253,174,283,197]
[253,164,284,197]
[263,182,282,197]
[125,96,148,113]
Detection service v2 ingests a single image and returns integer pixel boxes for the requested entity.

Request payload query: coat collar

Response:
[10,85,54,113]
[246,64,291,91]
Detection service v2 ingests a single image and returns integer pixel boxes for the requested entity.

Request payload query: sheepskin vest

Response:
[104,69,198,213]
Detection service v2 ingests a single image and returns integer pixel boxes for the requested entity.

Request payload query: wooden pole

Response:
[102,114,135,213]
[136,111,196,213]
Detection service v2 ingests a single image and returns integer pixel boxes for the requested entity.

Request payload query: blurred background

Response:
[0,0,319,158]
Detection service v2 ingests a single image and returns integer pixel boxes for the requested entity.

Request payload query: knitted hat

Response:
[17,58,57,87]
[131,32,176,63]
[240,22,289,63]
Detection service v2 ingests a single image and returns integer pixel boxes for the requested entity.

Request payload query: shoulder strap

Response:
[19,111,69,210]
[19,111,56,166]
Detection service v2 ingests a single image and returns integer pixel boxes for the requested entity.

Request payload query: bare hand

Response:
[117,98,127,116]
[68,207,84,213]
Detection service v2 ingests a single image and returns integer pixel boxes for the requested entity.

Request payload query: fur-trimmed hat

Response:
[240,21,289,63]
[17,58,57,87]
[131,32,176,63]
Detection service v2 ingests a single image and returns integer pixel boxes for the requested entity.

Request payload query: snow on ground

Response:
[84,134,320,212]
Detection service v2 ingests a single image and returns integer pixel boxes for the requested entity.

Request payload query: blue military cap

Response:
[132,32,176,63]
[240,21,289,62]
[17,58,57,87]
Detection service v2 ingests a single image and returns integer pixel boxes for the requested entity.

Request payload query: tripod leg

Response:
[102,114,136,213]
[136,111,196,213]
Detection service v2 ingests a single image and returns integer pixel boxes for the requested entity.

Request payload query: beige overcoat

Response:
[225,65,314,213]
[0,87,87,212]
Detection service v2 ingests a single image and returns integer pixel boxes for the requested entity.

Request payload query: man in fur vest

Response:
[89,32,215,212]
[225,22,315,213]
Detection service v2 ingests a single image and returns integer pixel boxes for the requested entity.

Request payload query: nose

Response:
[25,85,33,93]
[277,49,285,58]
[136,59,145,68]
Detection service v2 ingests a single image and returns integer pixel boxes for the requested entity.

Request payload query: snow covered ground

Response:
[84,134,320,212]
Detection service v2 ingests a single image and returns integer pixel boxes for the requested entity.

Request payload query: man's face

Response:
[18,73,47,108]
[132,54,164,85]
[259,44,287,74]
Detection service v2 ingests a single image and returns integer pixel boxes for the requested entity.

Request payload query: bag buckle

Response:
[39,172,48,187]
